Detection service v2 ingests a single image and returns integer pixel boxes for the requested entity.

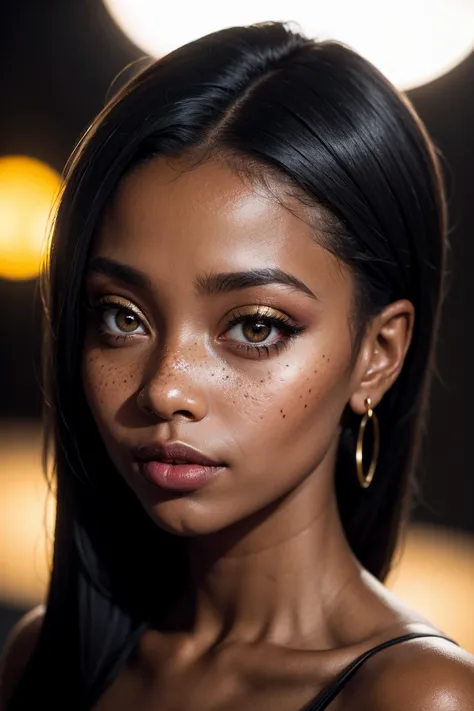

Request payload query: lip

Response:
[132,441,226,492]
[138,461,225,492]
[132,441,224,467]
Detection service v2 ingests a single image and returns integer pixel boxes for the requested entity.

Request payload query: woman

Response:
[1,20,473,711]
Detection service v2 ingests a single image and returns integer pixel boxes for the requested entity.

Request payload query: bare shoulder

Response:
[0,605,45,708]
[354,636,474,711]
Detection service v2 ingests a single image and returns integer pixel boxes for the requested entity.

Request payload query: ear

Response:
[349,300,415,415]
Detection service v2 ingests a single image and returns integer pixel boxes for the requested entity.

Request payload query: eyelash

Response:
[224,308,304,358]
[85,297,305,359]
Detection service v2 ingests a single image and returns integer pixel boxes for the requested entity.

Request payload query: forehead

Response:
[93,156,349,298]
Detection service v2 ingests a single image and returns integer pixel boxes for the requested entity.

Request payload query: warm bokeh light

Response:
[388,525,474,652]
[1,421,474,653]
[0,423,54,607]
[0,156,61,281]
[102,0,474,90]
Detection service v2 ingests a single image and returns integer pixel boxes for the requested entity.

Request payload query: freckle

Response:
[260,379,264,383]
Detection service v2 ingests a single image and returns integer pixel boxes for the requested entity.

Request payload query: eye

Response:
[221,307,305,358]
[227,317,279,345]
[87,297,147,340]
[103,306,145,335]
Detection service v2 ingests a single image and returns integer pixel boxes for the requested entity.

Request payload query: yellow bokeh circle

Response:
[0,155,62,281]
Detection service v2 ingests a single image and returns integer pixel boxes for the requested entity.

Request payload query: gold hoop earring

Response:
[356,397,380,489]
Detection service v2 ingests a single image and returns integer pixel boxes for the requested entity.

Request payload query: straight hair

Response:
[8,21,447,710]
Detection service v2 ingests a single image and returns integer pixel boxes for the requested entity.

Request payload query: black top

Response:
[86,630,454,710]
[303,632,455,710]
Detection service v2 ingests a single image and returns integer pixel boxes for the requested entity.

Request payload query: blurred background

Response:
[0,0,473,653]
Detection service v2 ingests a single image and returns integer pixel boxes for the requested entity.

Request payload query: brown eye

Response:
[113,308,140,333]
[242,321,271,343]
[223,307,304,355]
[219,306,306,359]
[92,300,147,338]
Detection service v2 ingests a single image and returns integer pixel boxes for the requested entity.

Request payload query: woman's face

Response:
[82,157,360,537]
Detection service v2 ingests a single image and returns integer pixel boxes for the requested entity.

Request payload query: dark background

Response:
[0,0,473,646]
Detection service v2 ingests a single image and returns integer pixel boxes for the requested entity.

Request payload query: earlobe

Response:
[349,299,414,415]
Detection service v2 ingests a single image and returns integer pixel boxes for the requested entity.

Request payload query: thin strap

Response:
[304,632,457,711]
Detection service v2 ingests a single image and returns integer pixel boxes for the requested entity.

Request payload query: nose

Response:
[136,348,209,423]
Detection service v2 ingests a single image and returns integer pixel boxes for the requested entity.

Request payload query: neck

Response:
[177,455,363,650]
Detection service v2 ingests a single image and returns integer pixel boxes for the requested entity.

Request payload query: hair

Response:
[8,21,447,710]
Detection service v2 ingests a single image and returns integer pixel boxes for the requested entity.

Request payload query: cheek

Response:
[81,346,137,427]
[225,349,352,472]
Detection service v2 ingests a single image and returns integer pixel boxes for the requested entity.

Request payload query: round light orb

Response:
[0,156,61,281]
[102,0,474,90]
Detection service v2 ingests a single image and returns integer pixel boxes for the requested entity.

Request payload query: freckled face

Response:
[81,157,357,536]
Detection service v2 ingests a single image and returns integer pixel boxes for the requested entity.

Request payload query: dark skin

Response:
[1,156,474,710]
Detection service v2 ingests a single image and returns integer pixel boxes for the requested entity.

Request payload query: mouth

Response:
[132,441,224,467]
[131,441,226,492]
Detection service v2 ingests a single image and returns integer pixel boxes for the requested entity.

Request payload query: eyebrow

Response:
[195,269,317,300]
[86,256,318,301]
[86,256,153,290]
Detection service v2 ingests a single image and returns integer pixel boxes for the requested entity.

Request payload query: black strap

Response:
[304,632,456,711]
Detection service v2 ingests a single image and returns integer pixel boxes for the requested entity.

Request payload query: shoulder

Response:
[0,605,45,708]
[354,635,474,711]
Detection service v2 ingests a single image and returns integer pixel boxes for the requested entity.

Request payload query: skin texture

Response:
[81,156,412,548]
[2,156,473,710]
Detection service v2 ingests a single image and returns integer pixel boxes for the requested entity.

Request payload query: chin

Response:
[125,479,232,536]
[123,464,287,539]
[142,498,238,537]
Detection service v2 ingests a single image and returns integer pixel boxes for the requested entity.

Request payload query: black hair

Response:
[7,21,447,710]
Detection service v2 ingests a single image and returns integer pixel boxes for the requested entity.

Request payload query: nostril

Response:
[136,383,207,422]
[137,387,156,415]
[174,409,195,418]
